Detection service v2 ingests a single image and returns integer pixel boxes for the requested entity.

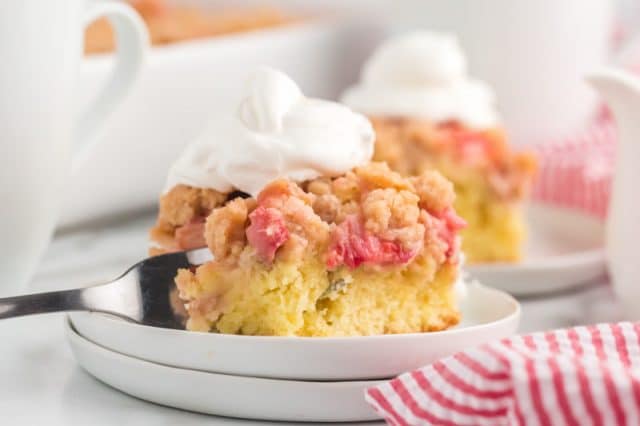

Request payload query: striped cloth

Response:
[531,112,616,219]
[366,322,640,426]
[532,17,640,218]
[526,13,640,218]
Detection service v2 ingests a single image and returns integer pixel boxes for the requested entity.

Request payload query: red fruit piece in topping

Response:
[327,215,416,270]
[432,207,466,259]
[246,206,290,263]
[175,217,207,250]
[441,123,493,164]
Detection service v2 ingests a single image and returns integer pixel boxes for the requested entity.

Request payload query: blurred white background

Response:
[64,0,637,228]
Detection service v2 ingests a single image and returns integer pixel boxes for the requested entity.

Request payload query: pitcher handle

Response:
[73,1,149,170]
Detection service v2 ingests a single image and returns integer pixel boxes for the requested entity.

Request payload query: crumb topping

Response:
[205,197,254,261]
[198,162,463,270]
[158,184,226,229]
[149,185,227,252]
[152,162,464,271]
[370,117,537,200]
[409,171,455,213]
[361,188,424,252]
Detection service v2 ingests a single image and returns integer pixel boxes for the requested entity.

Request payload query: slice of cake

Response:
[158,68,465,336]
[342,31,537,263]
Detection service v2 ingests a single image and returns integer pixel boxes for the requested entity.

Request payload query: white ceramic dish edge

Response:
[69,282,520,381]
[66,319,383,423]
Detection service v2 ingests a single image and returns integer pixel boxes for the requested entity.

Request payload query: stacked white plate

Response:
[67,282,520,422]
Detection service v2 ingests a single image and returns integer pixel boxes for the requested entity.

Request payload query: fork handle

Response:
[0,284,123,320]
[0,289,87,319]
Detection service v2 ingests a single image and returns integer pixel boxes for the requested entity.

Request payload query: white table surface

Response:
[0,213,624,425]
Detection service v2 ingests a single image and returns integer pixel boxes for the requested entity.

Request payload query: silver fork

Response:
[0,248,211,329]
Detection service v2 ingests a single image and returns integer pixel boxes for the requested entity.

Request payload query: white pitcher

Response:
[589,69,640,319]
[0,0,148,294]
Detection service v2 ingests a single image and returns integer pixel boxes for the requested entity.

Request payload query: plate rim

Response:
[466,202,607,295]
[65,320,385,422]
[468,247,605,272]
[67,318,386,386]
[69,282,520,343]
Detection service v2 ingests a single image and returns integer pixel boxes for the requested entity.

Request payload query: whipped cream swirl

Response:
[166,67,375,196]
[341,31,499,129]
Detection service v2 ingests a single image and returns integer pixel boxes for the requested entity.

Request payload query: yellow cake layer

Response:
[177,257,459,337]
[453,179,525,263]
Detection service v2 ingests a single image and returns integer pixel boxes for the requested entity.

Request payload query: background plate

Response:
[467,203,606,296]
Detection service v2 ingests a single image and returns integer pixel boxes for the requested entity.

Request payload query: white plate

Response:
[69,282,519,381]
[467,203,606,296]
[66,320,383,423]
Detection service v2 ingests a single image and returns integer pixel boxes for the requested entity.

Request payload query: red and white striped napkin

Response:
[531,111,616,219]
[367,322,640,426]
[529,27,640,219]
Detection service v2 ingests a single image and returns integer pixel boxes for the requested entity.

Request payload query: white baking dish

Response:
[62,2,383,227]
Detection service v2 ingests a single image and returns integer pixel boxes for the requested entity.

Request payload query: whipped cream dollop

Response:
[166,68,375,196]
[341,31,499,129]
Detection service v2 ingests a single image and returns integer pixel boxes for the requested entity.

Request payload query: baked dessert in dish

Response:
[154,68,465,336]
[342,31,537,263]
[85,0,293,54]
